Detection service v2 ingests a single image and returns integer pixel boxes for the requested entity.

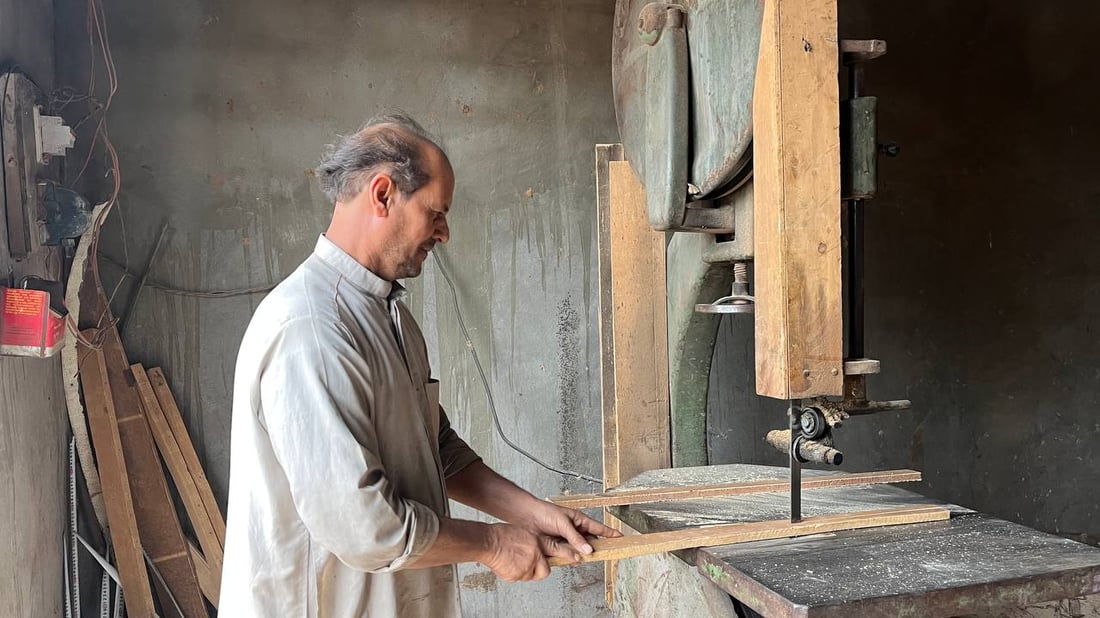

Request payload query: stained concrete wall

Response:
[98,0,616,614]
[0,0,67,615]
[710,0,1100,548]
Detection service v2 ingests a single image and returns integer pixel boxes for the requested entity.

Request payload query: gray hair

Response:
[316,112,441,203]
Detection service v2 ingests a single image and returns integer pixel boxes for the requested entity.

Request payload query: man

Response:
[220,113,618,617]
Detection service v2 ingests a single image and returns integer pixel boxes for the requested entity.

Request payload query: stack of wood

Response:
[65,216,224,618]
[76,326,224,617]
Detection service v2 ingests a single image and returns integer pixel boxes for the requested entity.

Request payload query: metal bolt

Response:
[831,367,839,376]
[733,262,749,283]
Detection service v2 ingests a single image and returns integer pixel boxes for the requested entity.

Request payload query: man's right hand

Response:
[482,523,570,582]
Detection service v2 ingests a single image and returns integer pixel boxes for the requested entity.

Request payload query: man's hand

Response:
[445,462,622,568]
[518,500,622,557]
[481,524,551,582]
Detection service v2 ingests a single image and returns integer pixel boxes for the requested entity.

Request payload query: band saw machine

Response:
[561,1,1100,615]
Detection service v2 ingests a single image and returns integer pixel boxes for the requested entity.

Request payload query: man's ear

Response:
[367,173,395,218]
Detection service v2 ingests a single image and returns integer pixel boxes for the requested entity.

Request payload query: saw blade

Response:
[790,401,802,523]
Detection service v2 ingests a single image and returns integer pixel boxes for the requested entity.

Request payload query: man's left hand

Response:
[520,501,622,558]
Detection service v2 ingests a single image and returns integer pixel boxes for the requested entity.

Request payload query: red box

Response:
[0,287,66,358]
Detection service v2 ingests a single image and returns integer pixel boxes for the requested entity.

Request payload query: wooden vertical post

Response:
[596,144,673,606]
[752,0,845,400]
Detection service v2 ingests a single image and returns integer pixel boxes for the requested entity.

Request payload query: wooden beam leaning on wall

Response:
[188,541,221,607]
[78,342,157,617]
[132,364,223,608]
[148,367,226,547]
[548,469,922,510]
[752,0,844,399]
[93,326,208,618]
[548,505,950,566]
[596,144,673,606]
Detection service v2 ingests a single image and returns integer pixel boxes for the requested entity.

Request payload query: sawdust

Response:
[460,570,497,592]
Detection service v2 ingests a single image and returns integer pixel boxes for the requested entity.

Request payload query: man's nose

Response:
[434,218,450,244]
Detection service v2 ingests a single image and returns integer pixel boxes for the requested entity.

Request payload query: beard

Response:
[393,254,425,279]
[382,205,424,279]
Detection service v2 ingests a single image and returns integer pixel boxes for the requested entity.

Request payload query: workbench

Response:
[610,464,1100,617]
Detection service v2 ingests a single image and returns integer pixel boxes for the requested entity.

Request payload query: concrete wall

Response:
[0,0,66,615]
[100,0,616,614]
[710,0,1100,548]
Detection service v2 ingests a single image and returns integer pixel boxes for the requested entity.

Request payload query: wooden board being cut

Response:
[549,469,921,510]
[548,505,950,567]
[752,0,844,399]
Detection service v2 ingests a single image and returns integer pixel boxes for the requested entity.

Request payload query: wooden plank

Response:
[132,364,224,576]
[596,143,623,491]
[752,0,844,399]
[78,342,157,617]
[147,366,226,547]
[549,506,950,567]
[549,469,922,510]
[96,328,206,618]
[596,143,623,607]
[597,144,674,607]
[188,541,220,608]
[605,159,672,482]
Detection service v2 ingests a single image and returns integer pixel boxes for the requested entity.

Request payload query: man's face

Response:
[385,147,454,279]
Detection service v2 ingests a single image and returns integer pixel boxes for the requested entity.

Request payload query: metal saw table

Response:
[610,464,1100,617]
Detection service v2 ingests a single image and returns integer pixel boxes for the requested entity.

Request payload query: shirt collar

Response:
[313,235,407,301]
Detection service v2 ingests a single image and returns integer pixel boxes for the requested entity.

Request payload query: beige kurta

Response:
[220,235,481,617]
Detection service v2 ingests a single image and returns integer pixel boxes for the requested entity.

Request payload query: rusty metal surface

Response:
[612,0,763,199]
[612,464,1100,617]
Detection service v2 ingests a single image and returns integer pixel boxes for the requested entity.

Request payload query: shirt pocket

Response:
[425,379,441,437]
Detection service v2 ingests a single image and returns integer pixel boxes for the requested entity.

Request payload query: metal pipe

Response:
[847,201,866,359]
[850,63,865,98]
[846,399,913,415]
[846,59,868,360]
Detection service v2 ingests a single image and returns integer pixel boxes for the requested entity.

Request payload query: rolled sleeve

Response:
[258,318,438,572]
[438,404,482,478]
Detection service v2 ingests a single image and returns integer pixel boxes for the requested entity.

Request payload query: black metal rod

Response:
[850,63,865,99]
[789,403,801,523]
[847,200,865,359]
[845,61,867,361]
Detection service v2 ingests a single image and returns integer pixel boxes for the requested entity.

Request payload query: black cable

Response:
[431,249,602,485]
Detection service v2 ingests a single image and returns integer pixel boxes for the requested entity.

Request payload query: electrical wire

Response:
[431,249,602,485]
[66,0,127,349]
[97,253,278,298]
[71,0,118,188]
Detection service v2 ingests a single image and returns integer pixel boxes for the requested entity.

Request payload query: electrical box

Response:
[0,281,66,358]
